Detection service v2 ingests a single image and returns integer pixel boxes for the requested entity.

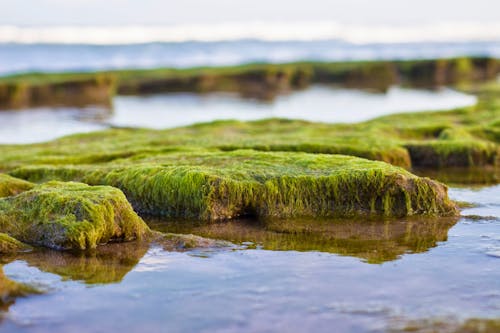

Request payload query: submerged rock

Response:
[11,150,458,220]
[152,231,233,251]
[0,181,150,250]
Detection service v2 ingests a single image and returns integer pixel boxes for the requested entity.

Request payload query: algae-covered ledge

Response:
[0,57,498,109]
[7,150,458,221]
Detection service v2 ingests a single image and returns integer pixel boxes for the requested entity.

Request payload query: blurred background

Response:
[0,0,497,143]
[2,0,500,74]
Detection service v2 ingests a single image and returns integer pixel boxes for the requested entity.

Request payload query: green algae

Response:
[148,216,458,264]
[0,233,31,254]
[9,150,457,220]
[0,174,34,198]
[0,181,150,250]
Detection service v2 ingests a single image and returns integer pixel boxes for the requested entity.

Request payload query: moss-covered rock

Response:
[10,150,458,220]
[0,75,115,109]
[0,181,150,250]
[405,140,499,168]
[0,174,34,198]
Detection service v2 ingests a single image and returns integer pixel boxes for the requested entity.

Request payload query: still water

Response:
[0,86,476,144]
[0,185,499,333]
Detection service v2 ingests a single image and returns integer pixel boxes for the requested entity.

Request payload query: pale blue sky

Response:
[1,0,499,26]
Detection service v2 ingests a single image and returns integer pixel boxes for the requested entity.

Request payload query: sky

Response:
[1,0,499,26]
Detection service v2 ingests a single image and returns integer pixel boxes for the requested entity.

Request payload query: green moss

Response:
[0,181,150,250]
[0,174,34,198]
[0,233,31,253]
[405,140,498,168]
[9,150,457,220]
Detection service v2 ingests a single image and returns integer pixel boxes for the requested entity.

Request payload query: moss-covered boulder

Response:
[0,174,34,198]
[0,181,150,250]
[11,150,458,220]
[0,233,31,253]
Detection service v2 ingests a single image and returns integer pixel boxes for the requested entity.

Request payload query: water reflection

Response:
[108,86,475,129]
[0,215,458,316]
[0,265,38,315]
[148,217,459,264]
[414,167,500,187]
[0,107,108,144]
[0,241,149,317]
[3,242,149,285]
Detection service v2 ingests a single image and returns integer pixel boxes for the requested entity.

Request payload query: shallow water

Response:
[1,185,499,333]
[0,86,476,144]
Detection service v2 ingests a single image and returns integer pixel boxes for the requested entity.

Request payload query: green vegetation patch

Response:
[0,233,31,253]
[10,150,458,220]
[0,181,150,250]
[0,174,34,198]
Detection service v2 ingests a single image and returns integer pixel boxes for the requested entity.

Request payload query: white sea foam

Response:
[1,21,500,44]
